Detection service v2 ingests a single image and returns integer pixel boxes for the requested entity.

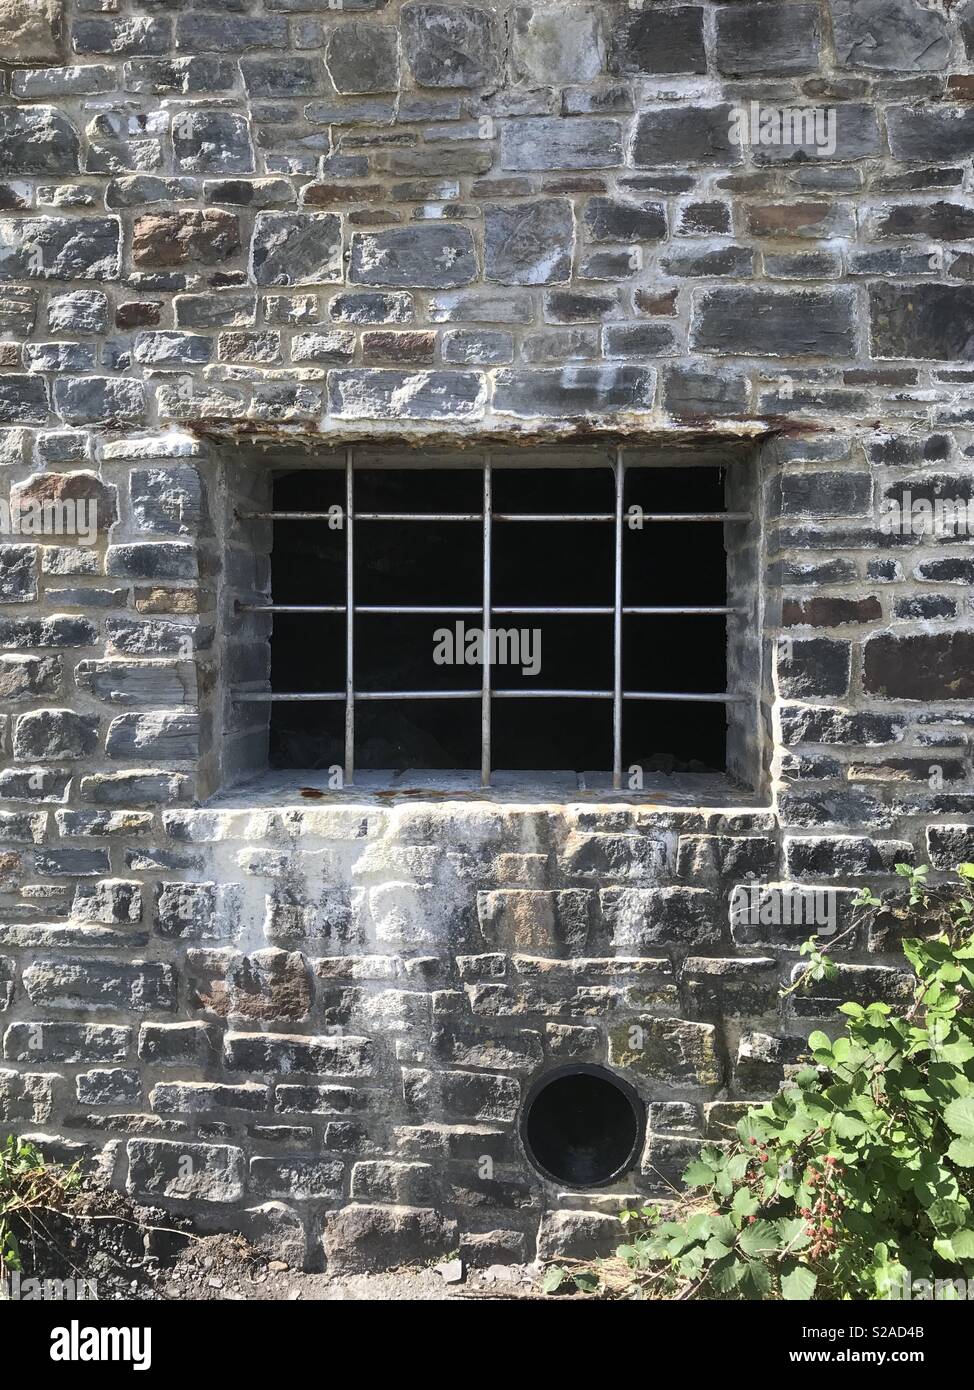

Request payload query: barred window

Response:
[230,447,758,792]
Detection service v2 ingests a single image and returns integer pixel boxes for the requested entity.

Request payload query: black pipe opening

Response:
[521,1065,644,1188]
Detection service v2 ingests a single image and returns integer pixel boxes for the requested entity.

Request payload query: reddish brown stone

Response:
[115,301,162,330]
[635,287,678,316]
[362,330,436,366]
[197,950,312,1024]
[10,471,117,531]
[746,202,834,237]
[864,632,974,701]
[303,184,386,206]
[782,596,882,627]
[132,210,241,268]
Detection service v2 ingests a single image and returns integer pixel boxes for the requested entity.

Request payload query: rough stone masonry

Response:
[2,0,974,1274]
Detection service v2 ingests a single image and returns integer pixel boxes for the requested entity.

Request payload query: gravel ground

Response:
[10,1183,547,1302]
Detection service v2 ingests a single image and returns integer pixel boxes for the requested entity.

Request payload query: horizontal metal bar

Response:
[625,691,749,704]
[237,511,339,521]
[356,512,481,522]
[234,691,345,702]
[238,604,345,614]
[239,510,751,524]
[232,688,745,703]
[238,603,742,616]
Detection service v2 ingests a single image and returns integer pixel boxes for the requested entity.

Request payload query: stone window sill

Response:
[209,767,770,812]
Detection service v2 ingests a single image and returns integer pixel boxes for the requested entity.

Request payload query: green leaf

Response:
[572,1271,600,1294]
[781,1265,818,1301]
[743,1260,772,1299]
[948,1138,974,1168]
[947,1229,974,1259]
[542,1266,567,1293]
[709,1255,747,1293]
[945,1096,974,1140]
[732,1187,760,1221]
[807,1030,832,1053]
[738,1220,779,1257]
[833,1112,870,1141]
[683,1160,718,1188]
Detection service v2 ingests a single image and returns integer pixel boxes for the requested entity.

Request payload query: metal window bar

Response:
[233,452,753,786]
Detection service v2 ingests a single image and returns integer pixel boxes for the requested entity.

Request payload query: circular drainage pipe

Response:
[520,1064,645,1188]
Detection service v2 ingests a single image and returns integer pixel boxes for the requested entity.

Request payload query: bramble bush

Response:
[544,864,974,1300]
[0,1134,79,1278]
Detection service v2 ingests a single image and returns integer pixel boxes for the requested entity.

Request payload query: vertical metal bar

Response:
[481,456,492,788]
[344,448,355,787]
[613,447,625,790]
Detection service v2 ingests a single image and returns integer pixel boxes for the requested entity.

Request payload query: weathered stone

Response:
[632,105,739,167]
[601,887,721,949]
[692,287,857,357]
[610,1018,722,1088]
[23,959,175,1011]
[715,3,822,75]
[71,884,142,928]
[127,1139,244,1202]
[831,0,949,72]
[477,889,592,955]
[3,1022,129,1064]
[0,655,60,702]
[493,365,653,416]
[53,377,145,426]
[501,117,622,170]
[512,4,605,84]
[132,209,239,267]
[324,1204,457,1274]
[401,4,495,88]
[863,632,974,701]
[327,20,399,94]
[47,289,107,334]
[198,951,312,1024]
[75,658,195,706]
[0,107,77,175]
[537,1210,619,1261]
[784,835,914,878]
[76,1068,142,1106]
[888,107,974,163]
[130,466,203,536]
[777,639,851,699]
[484,199,572,285]
[608,6,706,76]
[584,196,666,243]
[173,111,253,174]
[0,0,60,63]
[0,546,37,603]
[662,363,751,419]
[0,215,118,281]
[870,283,974,360]
[927,825,974,870]
[13,708,98,760]
[350,225,476,288]
[105,712,199,761]
[252,212,341,287]
[329,368,485,420]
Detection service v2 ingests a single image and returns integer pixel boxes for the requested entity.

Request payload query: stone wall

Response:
[3,0,974,1271]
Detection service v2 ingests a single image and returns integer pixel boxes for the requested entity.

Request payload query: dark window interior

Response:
[268,463,730,776]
